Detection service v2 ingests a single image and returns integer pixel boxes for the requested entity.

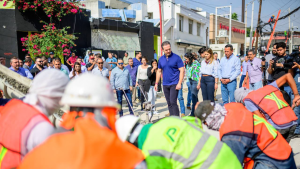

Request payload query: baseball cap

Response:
[50,52,54,55]
[47,58,53,63]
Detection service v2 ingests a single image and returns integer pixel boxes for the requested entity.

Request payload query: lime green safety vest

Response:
[138,117,242,169]
[181,116,203,130]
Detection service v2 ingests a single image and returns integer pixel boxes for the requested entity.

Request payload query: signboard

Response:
[220,23,245,34]
[219,30,228,37]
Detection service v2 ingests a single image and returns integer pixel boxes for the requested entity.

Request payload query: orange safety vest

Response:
[0,99,51,169]
[18,114,145,169]
[220,103,292,169]
[243,85,298,126]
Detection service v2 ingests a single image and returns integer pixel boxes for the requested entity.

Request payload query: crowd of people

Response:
[2,40,300,168]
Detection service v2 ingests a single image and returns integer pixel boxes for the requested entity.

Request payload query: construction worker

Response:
[0,69,69,169]
[19,74,145,169]
[268,15,275,31]
[116,113,242,168]
[196,101,297,169]
[235,73,300,143]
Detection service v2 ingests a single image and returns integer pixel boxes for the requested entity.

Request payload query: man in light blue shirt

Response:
[9,57,33,80]
[218,44,241,104]
[106,52,118,69]
[110,58,134,117]
[92,58,109,79]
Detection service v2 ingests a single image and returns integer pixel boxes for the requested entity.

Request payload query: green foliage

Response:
[21,22,78,64]
[231,13,238,21]
[246,27,255,37]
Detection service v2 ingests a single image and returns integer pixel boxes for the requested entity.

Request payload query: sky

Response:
[175,0,300,32]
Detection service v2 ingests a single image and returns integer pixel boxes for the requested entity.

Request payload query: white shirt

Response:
[92,67,109,77]
[71,66,87,73]
[200,60,218,78]
[136,65,150,81]
[69,71,81,79]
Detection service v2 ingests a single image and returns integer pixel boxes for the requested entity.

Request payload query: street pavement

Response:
[119,80,300,167]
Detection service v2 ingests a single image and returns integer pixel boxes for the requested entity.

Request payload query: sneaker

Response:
[165,113,170,117]
[153,111,159,115]
[214,98,218,101]
[135,99,141,103]
[181,114,185,117]
[187,107,191,110]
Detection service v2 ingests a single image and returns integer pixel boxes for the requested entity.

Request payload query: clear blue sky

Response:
[175,0,300,32]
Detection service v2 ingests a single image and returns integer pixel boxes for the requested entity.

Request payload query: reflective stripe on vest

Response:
[264,92,288,109]
[253,114,277,139]
[0,146,8,168]
[147,120,223,168]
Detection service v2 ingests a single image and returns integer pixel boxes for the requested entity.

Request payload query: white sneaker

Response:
[153,111,158,114]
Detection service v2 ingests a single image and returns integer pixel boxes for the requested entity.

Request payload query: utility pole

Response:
[158,0,163,56]
[290,23,294,53]
[254,0,262,55]
[288,8,292,53]
[229,5,232,44]
[242,0,245,22]
[244,3,248,54]
[206,27,208,48]
[249,1,254,49]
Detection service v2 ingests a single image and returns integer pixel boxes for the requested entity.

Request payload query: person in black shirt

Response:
[86,53,95,71]
[30,57,44,78]
[268,42,291,81]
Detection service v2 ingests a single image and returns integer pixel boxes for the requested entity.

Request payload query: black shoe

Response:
[187,106,191,110]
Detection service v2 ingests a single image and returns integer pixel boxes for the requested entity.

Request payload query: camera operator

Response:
[268,42,292,91]
[264,43,277,84]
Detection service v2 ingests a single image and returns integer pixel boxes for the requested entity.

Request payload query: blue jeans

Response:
[200,76,215,102]
[116,89,134,117]
[292,70,300,134]
[178,84,185,115]
[249,81,263,90]
[221,79,237,104]
[186,81,192,107]
[239,75,246,88]
[222,135,297,169]
[190,79,199,116]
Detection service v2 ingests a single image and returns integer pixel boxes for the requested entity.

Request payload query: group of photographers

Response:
[262,42,300,137]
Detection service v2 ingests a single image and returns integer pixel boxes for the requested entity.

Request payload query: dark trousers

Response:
[116,89,134,117]
[138,79,150,108]
[163,84,179,116]
[239,75,246,88]
[189,79,199,116]
[201,76,215,102]
[278,125,296,143]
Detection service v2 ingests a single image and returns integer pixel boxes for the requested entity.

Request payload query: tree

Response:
[231,13,238,21]
[246,27,255,37]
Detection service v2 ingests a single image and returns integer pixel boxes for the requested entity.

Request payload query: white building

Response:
[147,0,209,57]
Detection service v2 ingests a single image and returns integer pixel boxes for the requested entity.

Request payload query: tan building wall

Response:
[209,14,245,44]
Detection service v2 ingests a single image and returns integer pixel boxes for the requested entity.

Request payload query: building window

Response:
[179,15,183,32]
[197,23,201,36]
[189,19,193,34]
[148,13,153,19]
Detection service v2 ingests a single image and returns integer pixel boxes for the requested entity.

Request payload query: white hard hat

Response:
[60,73,119,109]
[116,115,143,143]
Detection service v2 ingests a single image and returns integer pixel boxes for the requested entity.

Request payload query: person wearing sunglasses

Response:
[110,58,134,117]
[92,58,109,79]
[30,56,45,78]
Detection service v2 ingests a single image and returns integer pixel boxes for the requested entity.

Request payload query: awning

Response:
[175,39,205,47]
[91,29,141,51]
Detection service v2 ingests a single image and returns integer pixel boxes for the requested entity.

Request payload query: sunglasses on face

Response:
[97,62,103,64]
[37,61,43,62]
[118,63,124,65]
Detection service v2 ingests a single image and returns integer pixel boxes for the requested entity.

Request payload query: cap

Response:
[50,52,54,55]
[194,100,214,122]
[47,58,53,63]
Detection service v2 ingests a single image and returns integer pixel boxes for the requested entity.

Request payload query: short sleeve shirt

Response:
[158,52,184,86]
[67,56,78,65]
[106,57,117,69]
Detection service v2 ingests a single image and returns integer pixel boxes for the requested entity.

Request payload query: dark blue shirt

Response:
[158,52,184,86]
[133,58,141,67]
[125,65,138,85]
